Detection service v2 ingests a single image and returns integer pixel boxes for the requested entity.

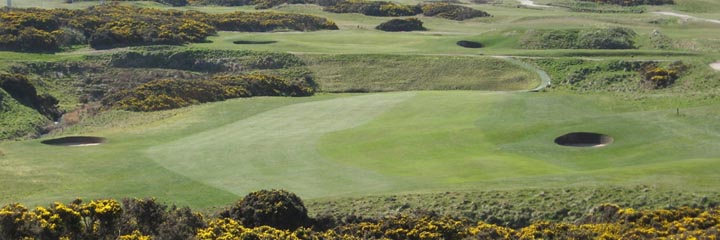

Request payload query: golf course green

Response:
[1,0,719,213]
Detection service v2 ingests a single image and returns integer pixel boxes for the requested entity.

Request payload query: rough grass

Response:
[0,90,48,140]
[301,54,538,92]
[306,186,720,226]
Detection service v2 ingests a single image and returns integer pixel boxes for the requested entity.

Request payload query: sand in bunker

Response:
[519,0,550,7]
[711,62,720,71]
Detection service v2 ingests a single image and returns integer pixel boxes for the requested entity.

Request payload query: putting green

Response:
[146,92,416,198]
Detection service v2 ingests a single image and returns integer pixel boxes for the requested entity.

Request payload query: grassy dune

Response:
[302,55,539,92]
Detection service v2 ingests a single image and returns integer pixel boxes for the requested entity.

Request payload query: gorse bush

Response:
[0,198,204,240]
[376,18,426,32]
[640,62,685,89]
[109,49,306,72]
[325,1,421,16]
[420,3,491,20]
[324,1,491,20]
[104,74,314,111]
[577,0,673,6]
[2,191,720,240]
[0,4,337,51]
[521,27,637,49]
[218,189,311,230]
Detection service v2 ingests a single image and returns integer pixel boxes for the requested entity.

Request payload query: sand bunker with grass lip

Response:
[711,61,720,71]
[519,0,550,8]
[555,132,613,147]
[233,40,277,44]
[456,40,484,48]
[41,136,107,146]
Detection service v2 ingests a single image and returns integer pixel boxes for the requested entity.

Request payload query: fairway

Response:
[3,90,720,207]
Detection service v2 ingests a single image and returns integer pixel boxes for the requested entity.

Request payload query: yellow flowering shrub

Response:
[120,230,153,240]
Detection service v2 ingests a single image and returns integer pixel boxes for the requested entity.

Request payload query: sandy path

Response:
[518,0,550,8]
[654,12,720,24]
[711,62,720,71]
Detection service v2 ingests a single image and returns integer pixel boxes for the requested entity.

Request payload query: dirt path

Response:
[654,11,720,24]
[518,0,550,8]
[711,62,720,71]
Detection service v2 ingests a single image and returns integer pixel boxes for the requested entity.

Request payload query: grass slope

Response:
[0,90,47,140]
[146,92,415,198]
[2,91,720,207]
[302,54,538,92]
[320,92,720,193]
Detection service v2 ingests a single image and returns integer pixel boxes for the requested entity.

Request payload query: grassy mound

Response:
[421,3,491,20]
[303,54,538,92]
[521,27,637,50]
[376,18,426,32]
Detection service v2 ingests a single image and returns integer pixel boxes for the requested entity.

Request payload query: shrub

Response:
[521,27,637,49]
[376,18,426,32]
[640,65,679,89]
[420,3,491,20]
[325,1,421,17]
[218,189,311,230]
[188,0,254,6]
[109,49,306,72]
[105,73,313,111]
[521,29,580,49]
[0,5,337,51]
[576,27,636,49]
[577,0,673,6]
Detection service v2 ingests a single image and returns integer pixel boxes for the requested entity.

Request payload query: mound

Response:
[456,40,483,48]
[41,136,107,146]
[554,132,613,147]
[376,18,426,32]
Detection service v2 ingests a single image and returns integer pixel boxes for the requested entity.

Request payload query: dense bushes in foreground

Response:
[2,190,720,240]
[0,4,337,51]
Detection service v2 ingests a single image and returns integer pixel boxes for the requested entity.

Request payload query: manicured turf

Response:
[2,91,720,208]
[1,0,719,210]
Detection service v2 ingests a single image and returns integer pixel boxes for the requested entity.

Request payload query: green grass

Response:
[0,90,48,140]
[2,90,720,208]
[301,54,539,92]
[1,0,719,213]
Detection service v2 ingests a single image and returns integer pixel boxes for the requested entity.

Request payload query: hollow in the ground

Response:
[554,132,613,147]
[41,136,107,146]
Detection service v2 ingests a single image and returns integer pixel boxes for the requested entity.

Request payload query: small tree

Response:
[219,189,311,230]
